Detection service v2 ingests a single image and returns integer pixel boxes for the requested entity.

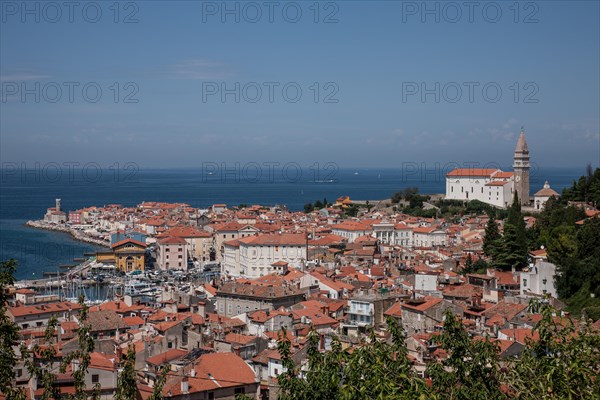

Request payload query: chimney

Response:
[190,368,196,377]
[181,376,189,394]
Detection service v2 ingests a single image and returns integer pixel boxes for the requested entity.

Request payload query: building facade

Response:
[513,128,531,207]
[445,129,532,209]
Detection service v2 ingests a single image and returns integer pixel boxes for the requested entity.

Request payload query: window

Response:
[208,392,215,400]
[235,388,245,395]
[274,368,279,375]
[523,279,528,287]
[92,374,99,383]
[15,369,22,378]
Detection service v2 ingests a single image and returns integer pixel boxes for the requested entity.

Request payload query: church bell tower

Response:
[513,127,531,206]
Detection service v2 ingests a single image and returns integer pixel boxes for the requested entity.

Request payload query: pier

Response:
[15,258,97,289]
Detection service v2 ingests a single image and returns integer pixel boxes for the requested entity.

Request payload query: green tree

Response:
[115,345,138,400]
[0,260,27,399]
[278,318,427,400]
[426,310,506,400]
[344,204,360,217]
[148,364,170,400]
[463,254,474,274]
[473,257,489,274]
[546,225,580,298]
[506,301,600,399]
[391,192,403,204]
[274,301,600,400]
[23,316,61,400]
[61,295,99,400]
[303,203,314,213]
[483,214,502,259]
[494,193,528,271]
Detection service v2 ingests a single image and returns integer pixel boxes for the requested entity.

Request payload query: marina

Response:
[15,253,221,305]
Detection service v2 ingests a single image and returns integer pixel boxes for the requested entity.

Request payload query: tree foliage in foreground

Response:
[277,304,600,400]
[278,318,427,400]
[0,260,27,399]
[115,345,138,400]
[505,302,600,399]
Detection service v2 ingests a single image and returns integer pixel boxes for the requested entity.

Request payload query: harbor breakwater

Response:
[26,220,111,248]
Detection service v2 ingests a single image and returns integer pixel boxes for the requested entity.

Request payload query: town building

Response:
[236,233,307,278]
[215,281,307,317]
[44,198,66,223]
[157,236,189,270]
[100,231,147,272]
[534,181,559,210]
[520,249,557,298]
[445,128,531,208]
[8,301,82,329]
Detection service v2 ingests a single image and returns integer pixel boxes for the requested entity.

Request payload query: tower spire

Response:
[515,127,529,154]
[513,127,531,207]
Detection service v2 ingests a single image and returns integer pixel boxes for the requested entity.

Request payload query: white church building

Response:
[445,168,515,208]
[446,129,532,209]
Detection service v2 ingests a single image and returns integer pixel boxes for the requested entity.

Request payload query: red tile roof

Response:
[9,301,82,317]
[401,296,443,313]
[238,233,306,246]
[111,238,147,249]
[446,168,499,177]
[146,349,188,366]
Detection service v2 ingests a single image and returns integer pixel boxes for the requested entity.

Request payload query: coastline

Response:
[25,220,111,248]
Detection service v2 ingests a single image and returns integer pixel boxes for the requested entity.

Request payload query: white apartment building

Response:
[372,222,414,247]
[412,227,447,247]
[235,233,307,278]
[331,221,372,243]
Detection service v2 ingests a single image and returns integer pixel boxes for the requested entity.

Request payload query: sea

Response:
[0,166,585,280]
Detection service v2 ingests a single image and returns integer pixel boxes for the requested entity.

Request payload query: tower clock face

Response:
[516,176,521,182]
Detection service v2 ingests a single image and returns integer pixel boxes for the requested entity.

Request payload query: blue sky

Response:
[1,0,599,168]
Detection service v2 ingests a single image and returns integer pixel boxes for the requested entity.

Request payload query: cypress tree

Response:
[483,213,502,259]
[495,193,528,270]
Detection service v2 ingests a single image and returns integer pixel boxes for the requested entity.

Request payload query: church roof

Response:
[535,181,559,197]
[446,168,499,177]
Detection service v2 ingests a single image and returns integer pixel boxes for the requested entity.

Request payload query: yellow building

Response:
[112,238,146,272]
[335,196,353,208]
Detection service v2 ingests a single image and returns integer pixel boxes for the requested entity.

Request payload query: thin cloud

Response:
[168,59,233,80]
[0,69,50,81]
